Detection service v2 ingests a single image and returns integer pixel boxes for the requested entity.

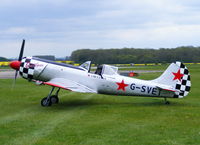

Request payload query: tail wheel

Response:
[164,97,170,105]
[165,101,170,105]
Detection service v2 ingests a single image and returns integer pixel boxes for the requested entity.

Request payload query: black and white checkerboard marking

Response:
[174,62,191,98]
[19,57,35,80]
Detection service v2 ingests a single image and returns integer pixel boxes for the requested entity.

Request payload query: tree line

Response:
[70,46,200,64]
[0,57,8,61]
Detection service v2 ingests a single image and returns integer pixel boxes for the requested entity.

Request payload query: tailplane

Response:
[152,62,191,98]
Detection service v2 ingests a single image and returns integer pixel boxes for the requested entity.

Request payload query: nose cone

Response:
[10,61,21,70]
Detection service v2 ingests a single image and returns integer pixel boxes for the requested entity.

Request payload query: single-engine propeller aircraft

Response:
[10,40,191,107]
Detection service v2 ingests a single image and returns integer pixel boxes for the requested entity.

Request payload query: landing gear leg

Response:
[41,87,55,107]
[55,88,60,96]
[50,88,60,104]
[164,97,170,105]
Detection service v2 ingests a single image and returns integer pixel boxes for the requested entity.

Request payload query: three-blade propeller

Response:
[10,39,25,84]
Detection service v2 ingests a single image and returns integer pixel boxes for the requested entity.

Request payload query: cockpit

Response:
[95,65,103,75]
[79,61,118,76]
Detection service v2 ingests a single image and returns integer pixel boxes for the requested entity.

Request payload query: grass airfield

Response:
[0,64,200,145]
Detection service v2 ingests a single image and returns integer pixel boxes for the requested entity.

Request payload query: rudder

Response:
[173,62,191,98]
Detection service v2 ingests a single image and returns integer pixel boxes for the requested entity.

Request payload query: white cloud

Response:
[0,0,70,7]
[0,0,200,58]
[2,27,36,34]
[104,24,200,48]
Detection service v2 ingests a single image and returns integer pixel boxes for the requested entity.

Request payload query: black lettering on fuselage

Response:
[152,88,157,95]
[138,85,157,95]
[130,84,158,96]
[141,86,146,92]
[130,83,136,90]
[147,87,152,94]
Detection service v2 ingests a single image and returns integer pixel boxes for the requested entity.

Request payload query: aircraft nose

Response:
[10,61,21,70]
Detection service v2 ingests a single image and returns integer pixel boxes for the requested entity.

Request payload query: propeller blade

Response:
[18,39,25,61]
[14,70,18,80]
[12,70,18,89]
[11,39,25,89]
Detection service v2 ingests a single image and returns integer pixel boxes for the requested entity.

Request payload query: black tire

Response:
[50,95,59,104]
[41,97,52,107]
[165,101,170,105]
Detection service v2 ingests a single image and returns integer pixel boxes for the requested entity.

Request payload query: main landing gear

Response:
[164,97,170,105]
[41,87,60,107]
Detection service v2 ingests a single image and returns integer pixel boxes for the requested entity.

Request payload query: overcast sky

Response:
[1,0,200,58]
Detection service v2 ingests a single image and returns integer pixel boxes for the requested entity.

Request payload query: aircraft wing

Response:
[43,78,97,93]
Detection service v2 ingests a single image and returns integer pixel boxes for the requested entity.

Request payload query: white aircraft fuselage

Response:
[20,57,175,98]
[10,56,191,106]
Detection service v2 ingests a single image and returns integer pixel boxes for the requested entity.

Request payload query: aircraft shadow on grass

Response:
[47,98,189,110]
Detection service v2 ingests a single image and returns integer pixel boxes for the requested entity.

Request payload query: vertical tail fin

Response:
[153,62,191,98]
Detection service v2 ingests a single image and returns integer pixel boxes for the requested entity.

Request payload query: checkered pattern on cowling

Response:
[173,62,191,98]
[19,57,35,80]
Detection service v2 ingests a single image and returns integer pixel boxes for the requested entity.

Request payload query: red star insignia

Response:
[116,80,128,91]
[172,69,184,81]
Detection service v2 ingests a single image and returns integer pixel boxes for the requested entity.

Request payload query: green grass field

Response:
[0,64,200,145]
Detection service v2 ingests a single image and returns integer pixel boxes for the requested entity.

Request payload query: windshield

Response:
[102,65,118,75]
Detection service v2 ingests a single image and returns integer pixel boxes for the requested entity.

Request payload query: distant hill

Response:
[0,57,9,61]
[70,47,200,64]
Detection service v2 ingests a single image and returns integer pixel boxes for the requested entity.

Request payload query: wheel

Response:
[41,97,52,107]
[165,101,170,105]
[50,95,59,104]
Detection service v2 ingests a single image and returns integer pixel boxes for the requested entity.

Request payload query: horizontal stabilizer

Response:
[156,85,179,93]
